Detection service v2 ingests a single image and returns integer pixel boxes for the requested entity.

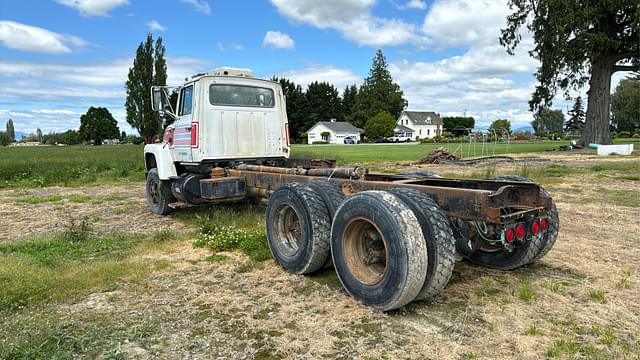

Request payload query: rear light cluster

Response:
[504,217,548,243]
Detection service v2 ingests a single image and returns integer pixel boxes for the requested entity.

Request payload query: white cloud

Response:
[230,42,244,51]
[275,65,360,90]
[0,21,86,54]
[180,0,211,15]
[422,0,509,47]
[263,31,295,50]
[146,20,167,32]
[55,0,129,16]
[394,0,427,10]
[271,0,423,47]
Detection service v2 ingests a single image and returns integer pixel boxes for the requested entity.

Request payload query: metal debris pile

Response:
[418,147,460,164]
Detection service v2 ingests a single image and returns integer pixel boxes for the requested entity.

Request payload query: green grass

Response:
[0,227,175,310]
[0,144,145,188]
[0,309,160,359]
[291,141,571,165]
[188,204,270,262]
[15,194,64,204]
[293,138,640,165]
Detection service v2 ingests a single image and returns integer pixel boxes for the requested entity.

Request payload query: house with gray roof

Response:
[395,111,442,140]
[307,120,363,144]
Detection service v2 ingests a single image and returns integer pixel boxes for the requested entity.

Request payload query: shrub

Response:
[312,141,328,145]
[617,131,631,138]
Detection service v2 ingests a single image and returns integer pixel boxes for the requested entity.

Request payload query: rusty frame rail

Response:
[227,168,552,224]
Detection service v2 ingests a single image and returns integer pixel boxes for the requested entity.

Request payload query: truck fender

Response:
[144,144,178,180]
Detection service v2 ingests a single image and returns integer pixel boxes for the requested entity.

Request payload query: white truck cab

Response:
[145,67,290,180]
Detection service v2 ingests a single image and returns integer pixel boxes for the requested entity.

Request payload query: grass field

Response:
[1,139,638,188]
[0,146,638,358]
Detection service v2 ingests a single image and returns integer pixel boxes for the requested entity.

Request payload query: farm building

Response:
[395,111,442,140]
[307,120,363,144]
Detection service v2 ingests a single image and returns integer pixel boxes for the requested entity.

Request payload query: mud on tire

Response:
[331,191,427,311]
[266,183,332,274]
[388,188,456,300]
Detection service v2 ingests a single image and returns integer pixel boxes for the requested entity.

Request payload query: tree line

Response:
[273,49,408,142]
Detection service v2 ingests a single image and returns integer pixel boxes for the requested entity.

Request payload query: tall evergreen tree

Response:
[351,50,407,129]
[125,33,167,144]
[342,84,358,122]
[274,77,309,143]
[501,0,638,145]
[564,97,585,135]
[5,119,15,142]
[79,107,120,145]
[305,81,342,129]
[36,128,42,142]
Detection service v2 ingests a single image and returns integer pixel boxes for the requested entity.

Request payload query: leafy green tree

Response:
[5,119,15,142]
[611,78,640,133]
[305,81,341,126]
[120,131,127,141]
[351,50,407,129]
[274,77,309,143]
[488,119,512,136]
[364,111,396,140]
[531,108,564,136]
[79,107,120,145]
[125,33,167,144]
[442,117,475,136]
[564,96,585,135]
[62,130,80,145]
[501,0,638,145]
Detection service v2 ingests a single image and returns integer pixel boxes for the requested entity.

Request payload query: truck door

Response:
[174,84,195,162]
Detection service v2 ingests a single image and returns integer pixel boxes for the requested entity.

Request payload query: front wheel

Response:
[146,168,175,215]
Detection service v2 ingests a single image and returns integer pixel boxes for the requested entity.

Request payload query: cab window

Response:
[179,85,193,115]
[209,84,275,108]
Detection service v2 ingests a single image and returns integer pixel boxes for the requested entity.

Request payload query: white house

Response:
[394,111,442,140]
[307,121,363,144]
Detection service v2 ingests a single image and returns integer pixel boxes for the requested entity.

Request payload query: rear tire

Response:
[331,191,427,311]
[463,175,558,270]
[388,188,456,300]
[491,176,560,264]
[308,180,345,269]
[146,168,175,215]
[266,183,331,274]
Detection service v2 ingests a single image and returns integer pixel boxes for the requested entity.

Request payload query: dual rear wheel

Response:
[265,183,456,311]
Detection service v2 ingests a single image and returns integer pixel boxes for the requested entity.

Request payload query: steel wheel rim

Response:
[148,178,160,205]
[273,204,302,257]
[342,218,388,285]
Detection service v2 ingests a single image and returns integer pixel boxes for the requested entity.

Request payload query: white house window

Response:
[419,129,422,135]
[405,119,408,125]
[427,129,430,135]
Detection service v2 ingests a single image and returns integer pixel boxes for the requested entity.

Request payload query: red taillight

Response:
[531,220,540,235]
[515,223,526,240]
[284,123,290,147]
[541,218,549,231]
[505,228,515,242]
[191,122,198,148]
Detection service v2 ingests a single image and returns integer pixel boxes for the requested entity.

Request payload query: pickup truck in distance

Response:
[144,67,559,311]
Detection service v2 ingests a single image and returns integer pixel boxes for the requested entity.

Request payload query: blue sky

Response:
[0,0,628,135]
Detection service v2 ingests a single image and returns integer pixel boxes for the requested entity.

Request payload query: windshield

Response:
[209,84,275,108]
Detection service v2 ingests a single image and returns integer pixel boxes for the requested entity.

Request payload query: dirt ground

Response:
[1,152,638,359]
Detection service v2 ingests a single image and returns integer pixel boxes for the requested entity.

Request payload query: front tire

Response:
[146,168,174,215]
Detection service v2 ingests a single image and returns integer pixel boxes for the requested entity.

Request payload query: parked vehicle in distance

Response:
[344,136,359,144]
[387,135,413,142]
